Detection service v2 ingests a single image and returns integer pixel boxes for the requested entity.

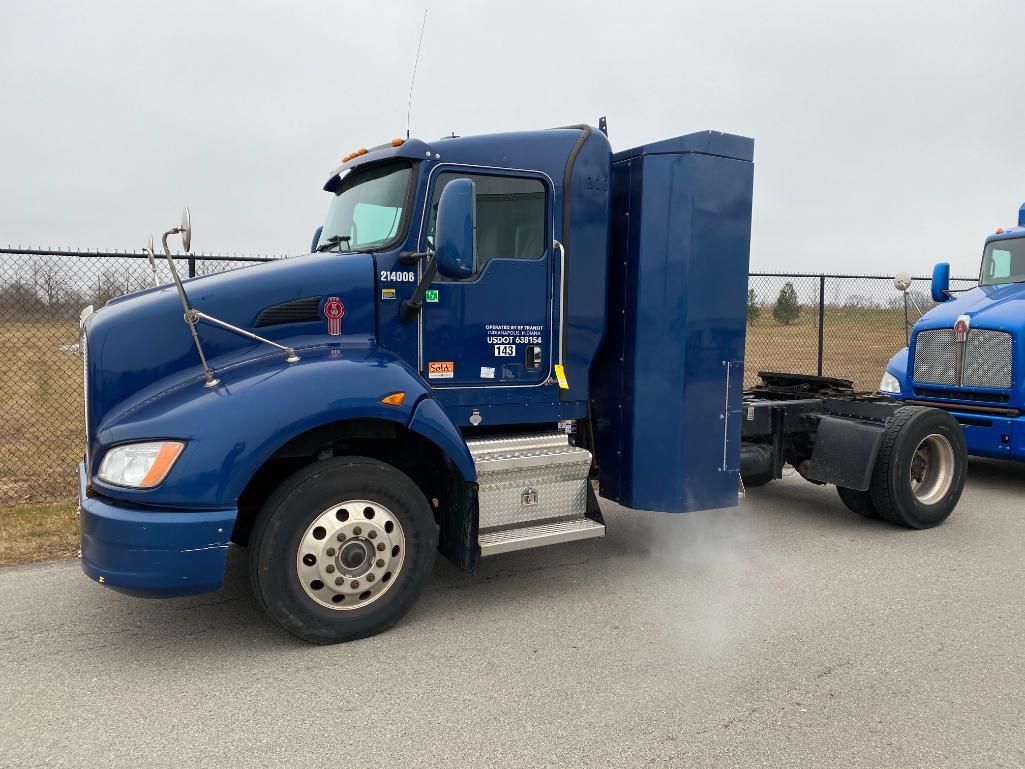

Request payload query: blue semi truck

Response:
[78,124,968,642]
[882,205,1025,462]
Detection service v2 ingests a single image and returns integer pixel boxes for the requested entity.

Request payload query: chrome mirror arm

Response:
[187,310,299,363]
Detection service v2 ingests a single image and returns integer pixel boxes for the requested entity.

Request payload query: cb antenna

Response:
[406,9,428,139]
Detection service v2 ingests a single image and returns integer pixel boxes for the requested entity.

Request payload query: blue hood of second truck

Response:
[84,252,376,438]
[915,282,1025,334]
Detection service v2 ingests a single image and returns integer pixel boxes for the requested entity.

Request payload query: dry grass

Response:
[0,498,79,565]
[0,320,83,505]
[745,306,906,390]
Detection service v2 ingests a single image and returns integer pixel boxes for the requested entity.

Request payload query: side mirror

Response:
[931,262,951,303]
[434,178,476,279]
[180,206,192,253]
[311,225,323,254]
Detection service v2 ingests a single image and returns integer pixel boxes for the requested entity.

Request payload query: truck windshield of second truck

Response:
[980,236,1025,285]
[318,160,413,252]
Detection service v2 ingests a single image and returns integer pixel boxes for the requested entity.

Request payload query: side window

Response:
[426,172,546,276]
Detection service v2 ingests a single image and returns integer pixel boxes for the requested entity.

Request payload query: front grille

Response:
[913,328,1012,390]
[913,329,957,385]
[962,329,1012,388]
[913,387,1010,404]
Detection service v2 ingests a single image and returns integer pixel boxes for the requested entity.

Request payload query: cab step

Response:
[466,431,601,556]
[478,517,606,556]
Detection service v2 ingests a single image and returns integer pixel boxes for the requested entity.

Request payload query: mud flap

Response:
[800,416,886,491]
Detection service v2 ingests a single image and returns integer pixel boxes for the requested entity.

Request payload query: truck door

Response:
[419,168,553,387]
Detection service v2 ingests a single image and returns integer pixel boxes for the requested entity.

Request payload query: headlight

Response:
[879,371,901,394]
[98,441,184,488]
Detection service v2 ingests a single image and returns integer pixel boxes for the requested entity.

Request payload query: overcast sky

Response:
[2,0,1022,276]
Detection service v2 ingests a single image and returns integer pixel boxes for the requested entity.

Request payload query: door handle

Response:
[525,345,542,372]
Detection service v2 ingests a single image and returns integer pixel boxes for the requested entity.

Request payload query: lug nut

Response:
[326,564,335,573]
[376,559,385,568]
[376,542,385,551]
[335,577,344,586]
[353,526,362,536]
[336,533,346,542]
[366,574,375,582]
[326,547,336,557]
[351,580,360,589]
[368,531,377,540]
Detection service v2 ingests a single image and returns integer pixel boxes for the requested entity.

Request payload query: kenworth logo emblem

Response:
[954,314,970,344]
[953,314,971,385]
[323,297,345,336]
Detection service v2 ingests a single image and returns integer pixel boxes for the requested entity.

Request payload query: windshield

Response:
[317,160,413,252]
[980,236,1025,286]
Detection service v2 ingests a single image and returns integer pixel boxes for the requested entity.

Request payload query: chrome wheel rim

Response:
[909,434,955,506]
[296,500,406,610]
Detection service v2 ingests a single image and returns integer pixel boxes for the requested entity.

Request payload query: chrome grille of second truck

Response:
[914,328,1012,389]
[962,329,1012,388]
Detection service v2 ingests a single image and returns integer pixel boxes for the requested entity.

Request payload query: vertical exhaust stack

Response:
[590,131,754,513]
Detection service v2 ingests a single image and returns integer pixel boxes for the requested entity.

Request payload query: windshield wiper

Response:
[316,234,352,252]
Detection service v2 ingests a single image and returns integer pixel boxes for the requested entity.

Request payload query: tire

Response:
[836,486,882,520]
[249,456,437,644]
[868,406,966,529]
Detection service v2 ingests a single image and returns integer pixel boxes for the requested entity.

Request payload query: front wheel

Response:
[249,456,437,643]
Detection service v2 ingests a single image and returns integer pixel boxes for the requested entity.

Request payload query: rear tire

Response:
[868,406,966,529]
[249,456,437,644]
[836,486,881,520]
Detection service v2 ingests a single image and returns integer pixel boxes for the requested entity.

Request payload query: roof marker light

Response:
[380,392,405,406]
[357,148,368,155]
[391,138,405,147]
[996,228,1005,234]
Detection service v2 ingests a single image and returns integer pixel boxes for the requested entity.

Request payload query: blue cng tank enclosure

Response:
[591,131,755,513]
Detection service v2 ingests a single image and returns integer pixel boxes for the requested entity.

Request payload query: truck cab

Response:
[79,123,966,643]
[882,205,1025,461]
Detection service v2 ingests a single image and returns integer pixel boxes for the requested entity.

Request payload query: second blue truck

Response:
[883,204,1025,462]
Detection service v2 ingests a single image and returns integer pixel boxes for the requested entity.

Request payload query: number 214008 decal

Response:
[380,270,416,282]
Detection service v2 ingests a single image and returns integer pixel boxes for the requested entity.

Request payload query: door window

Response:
[426,172,546,277]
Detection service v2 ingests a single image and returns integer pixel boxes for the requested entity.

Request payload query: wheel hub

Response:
[909,433,955,506]
[296,500,406,610]
[338,540,371,574]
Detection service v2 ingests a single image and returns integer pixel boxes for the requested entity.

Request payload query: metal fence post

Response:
[817,275,825,376]
[188,256,196,278]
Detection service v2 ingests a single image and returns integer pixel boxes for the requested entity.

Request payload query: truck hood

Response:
[84,252,376,444]
[916,283,1025,334]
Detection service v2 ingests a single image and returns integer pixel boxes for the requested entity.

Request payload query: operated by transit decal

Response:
[485,323,543,358]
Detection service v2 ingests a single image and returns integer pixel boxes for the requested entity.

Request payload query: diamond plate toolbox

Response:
[467,433,592,531]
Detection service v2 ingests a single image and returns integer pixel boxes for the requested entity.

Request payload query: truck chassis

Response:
[740,372,967,528]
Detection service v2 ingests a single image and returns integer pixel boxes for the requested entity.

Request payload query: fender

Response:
[92,346,475,508]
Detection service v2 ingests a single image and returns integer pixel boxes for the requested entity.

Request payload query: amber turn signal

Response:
[380,392,405,406]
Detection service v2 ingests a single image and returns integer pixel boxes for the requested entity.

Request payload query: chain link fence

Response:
[0,249,974,504]
[745,272,976,390]
[0,247,276,505]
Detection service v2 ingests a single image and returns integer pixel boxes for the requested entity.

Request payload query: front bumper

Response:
[78,462,237,598]
[953,412,1025,461]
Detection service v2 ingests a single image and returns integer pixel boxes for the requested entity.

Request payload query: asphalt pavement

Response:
[2,458,1024,768]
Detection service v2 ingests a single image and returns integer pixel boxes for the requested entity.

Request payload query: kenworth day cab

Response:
[79,124,968,643]
[883,204,1025,463]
